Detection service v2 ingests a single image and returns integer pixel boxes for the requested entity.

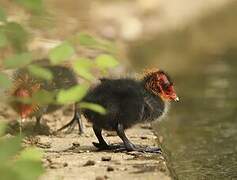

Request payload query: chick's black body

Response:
[84,78,164,129]
[37,66,78,113]
[82,78,165,153]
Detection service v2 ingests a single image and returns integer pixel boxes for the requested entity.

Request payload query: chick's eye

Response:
[164,86,174,95]
[163,83,170,91]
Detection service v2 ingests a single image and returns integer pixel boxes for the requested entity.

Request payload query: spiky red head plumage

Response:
[143,68,179,102]
[10,72,41,118]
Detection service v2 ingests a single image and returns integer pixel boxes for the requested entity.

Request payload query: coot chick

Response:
[10,63,83,134]
[81,69,178,153]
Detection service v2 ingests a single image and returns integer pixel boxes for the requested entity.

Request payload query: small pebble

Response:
[120,167,128,171]
[95,175,108,180]
[49,163,63,169]
[49,164,57,169]
[72,142,80,147]
[77,150,85,153]
[63,162,68,167]
[46,158,52,163]
[101,156,111,161]
[107,166,114,172]
[37,142,51,149]
[140,136,148,139]
[114,161,121,165]
[83,160,95,166]
[95,176,105,180]
[55,154,61,158]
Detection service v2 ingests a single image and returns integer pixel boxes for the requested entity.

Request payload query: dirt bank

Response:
[1,104,171,180]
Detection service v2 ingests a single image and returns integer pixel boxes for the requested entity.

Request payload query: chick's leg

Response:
[116,123,136,151]
[35,115,42,128]
[92,125,109,149]
[57,103,83,134]
[116,123,161,153]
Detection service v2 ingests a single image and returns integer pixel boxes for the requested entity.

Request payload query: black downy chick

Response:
[61,69,179,153]
[10,62,83,134]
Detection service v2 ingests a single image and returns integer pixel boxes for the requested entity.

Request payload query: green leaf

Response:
[73,58,95,81]
[68,33,116,53]
[49,42,75,65]
[0,136,22,162]
[0,166,19,180]
[3,22,28,52]
[73,58,94,69]
[0,166,18,180]
[13,160,44,180]
[0,31,8,47]
[13,96,32,105]
[18,147,43,161]
[79,102,106,115]
[0,72,12,89]
[74,68,94,81]
[15,0,43,13]
[0,7,7,22]
[32,90,55,105]
[27,65,53,80]
[95,54,119,69]
[77,33,117,52]
[0,126,44,180]
[57,84,89,104]
[0,122,6,136]
[78,33,98,46]
[3,52,33,69]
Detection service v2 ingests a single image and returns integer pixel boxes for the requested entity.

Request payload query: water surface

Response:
[156,58,237,180]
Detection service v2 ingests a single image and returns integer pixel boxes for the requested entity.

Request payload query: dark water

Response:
[156,58,237,180]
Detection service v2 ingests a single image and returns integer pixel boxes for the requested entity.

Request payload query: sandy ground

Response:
[1,104,171,180]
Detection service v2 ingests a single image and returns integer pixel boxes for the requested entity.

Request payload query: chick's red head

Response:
[11,73,41,118]
[144,68,179,102]
[13,88,35,118]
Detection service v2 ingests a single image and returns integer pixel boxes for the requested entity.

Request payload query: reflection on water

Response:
[156,58,237,180]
